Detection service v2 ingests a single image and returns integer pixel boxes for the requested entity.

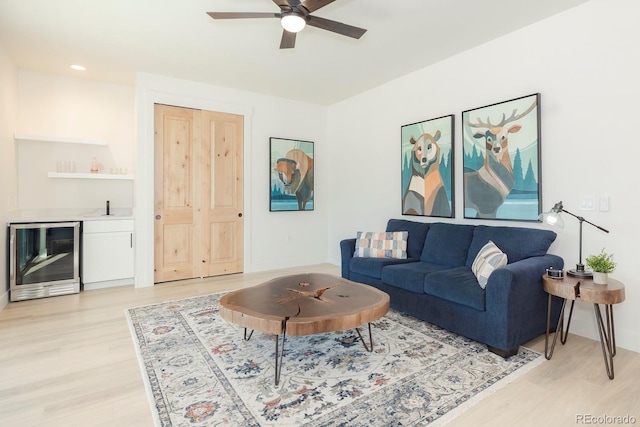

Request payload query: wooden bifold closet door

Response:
[154,104,244,283]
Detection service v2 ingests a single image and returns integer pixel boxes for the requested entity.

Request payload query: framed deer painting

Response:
[462,93,541,221]
[401,114,454,218]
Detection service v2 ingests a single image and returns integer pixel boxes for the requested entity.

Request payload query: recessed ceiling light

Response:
[70,64,86,71]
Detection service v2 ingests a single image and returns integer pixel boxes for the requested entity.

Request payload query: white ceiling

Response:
[0,0,591,105]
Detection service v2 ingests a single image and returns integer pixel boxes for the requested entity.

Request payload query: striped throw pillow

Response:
[472,240,508,289]
[354,231,408,259]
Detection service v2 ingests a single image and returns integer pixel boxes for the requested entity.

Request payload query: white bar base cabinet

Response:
[82,219,134,290]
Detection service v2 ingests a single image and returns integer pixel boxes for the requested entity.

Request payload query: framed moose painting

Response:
[270,137,314,211]
[401,114,454,218]
[462,93,541,221]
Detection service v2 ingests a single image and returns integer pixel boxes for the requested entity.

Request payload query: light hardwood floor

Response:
[0,264,638,426]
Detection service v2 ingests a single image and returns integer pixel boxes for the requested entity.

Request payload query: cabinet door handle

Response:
[130,233,133,248]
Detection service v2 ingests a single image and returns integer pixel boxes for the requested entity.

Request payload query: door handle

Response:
[238,213,243,218]
[155,215,161,220]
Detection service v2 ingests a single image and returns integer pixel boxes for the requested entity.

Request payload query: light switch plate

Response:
[579,195,596,211]
[600,196,610,211]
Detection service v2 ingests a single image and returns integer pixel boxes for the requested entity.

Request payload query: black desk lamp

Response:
[539,201,610,278]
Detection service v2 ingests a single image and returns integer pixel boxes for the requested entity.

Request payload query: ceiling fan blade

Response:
[306,15,367,39]
[280,30,297,49]
[272,0,292,9]
[299,0,336,13]
[207,12,279,20]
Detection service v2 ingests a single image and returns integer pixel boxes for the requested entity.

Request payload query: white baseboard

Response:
[83,278,134,291]
[0,290,9,311]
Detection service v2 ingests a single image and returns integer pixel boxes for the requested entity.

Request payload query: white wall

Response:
[134,73,329,287]
[327,0,640,352]
[15,71,134,211]
[3,0,637,354]
[0,44,18,306]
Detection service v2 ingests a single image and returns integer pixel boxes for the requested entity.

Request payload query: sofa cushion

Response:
[354,231,408,259]
[465,225,557,267]
[423,267,486,310]
[472,240,508,289]
[420,223,475,267]
[386,219,430,259]
[381,262,450,294]
[350,257,417,280]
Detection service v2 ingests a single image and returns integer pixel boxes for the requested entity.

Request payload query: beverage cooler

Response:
[8,222,80,302]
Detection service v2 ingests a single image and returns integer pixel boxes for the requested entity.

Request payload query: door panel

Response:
[212,122,237,207]
[164,117,193,208]
[162,224,192,264]
[154,105,199,282]
[154,104,243,283]
[201,110,244,276]
[210,221,236,261]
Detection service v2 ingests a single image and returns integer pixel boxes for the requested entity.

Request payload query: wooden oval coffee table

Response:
[219,273,390,385]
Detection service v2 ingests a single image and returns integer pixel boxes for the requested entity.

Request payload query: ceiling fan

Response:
[207,0,367,49]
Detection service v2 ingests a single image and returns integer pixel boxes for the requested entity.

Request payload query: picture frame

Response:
[462,93,541,221]
[270,137,314,211]
[401,114,455,218]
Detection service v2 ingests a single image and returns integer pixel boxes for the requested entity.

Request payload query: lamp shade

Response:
[281,13,306,33]
[538,201,565,229]
[539,211,565,228]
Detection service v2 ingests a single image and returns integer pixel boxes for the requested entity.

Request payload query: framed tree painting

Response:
[462,93,541,221]
[270,137,314,211]
[401,114,454,218]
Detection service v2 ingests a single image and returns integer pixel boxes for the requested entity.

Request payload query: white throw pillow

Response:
[472,240,508,289]
[354,231,408,259]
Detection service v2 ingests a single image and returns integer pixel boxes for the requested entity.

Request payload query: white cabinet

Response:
[82,219,134,290]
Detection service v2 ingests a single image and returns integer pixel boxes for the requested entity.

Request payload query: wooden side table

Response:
[542,274,625,379]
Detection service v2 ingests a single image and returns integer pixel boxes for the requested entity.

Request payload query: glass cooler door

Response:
[11,222,80,287]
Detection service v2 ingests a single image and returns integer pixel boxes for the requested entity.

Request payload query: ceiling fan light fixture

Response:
[281,13,306,33]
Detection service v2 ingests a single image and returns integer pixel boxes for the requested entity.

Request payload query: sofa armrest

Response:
[487,253,564,310]
[340,238,357,279]
[484,254,564,349]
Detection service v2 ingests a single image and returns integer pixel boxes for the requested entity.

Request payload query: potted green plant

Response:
[585,249,616,284]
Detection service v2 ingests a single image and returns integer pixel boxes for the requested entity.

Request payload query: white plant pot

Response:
[593,272,608,285]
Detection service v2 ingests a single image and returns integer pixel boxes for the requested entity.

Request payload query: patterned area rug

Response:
[126,293,542,426]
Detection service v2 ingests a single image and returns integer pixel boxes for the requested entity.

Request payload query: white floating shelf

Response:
[48,172,134,180]
[15,133,107,146]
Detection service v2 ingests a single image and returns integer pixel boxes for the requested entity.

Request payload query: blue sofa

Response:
[340,219,564,357]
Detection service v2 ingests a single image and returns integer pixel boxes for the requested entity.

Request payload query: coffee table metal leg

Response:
[355,323,374,352]
[274,330,287,386]
[594,304,616,380]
